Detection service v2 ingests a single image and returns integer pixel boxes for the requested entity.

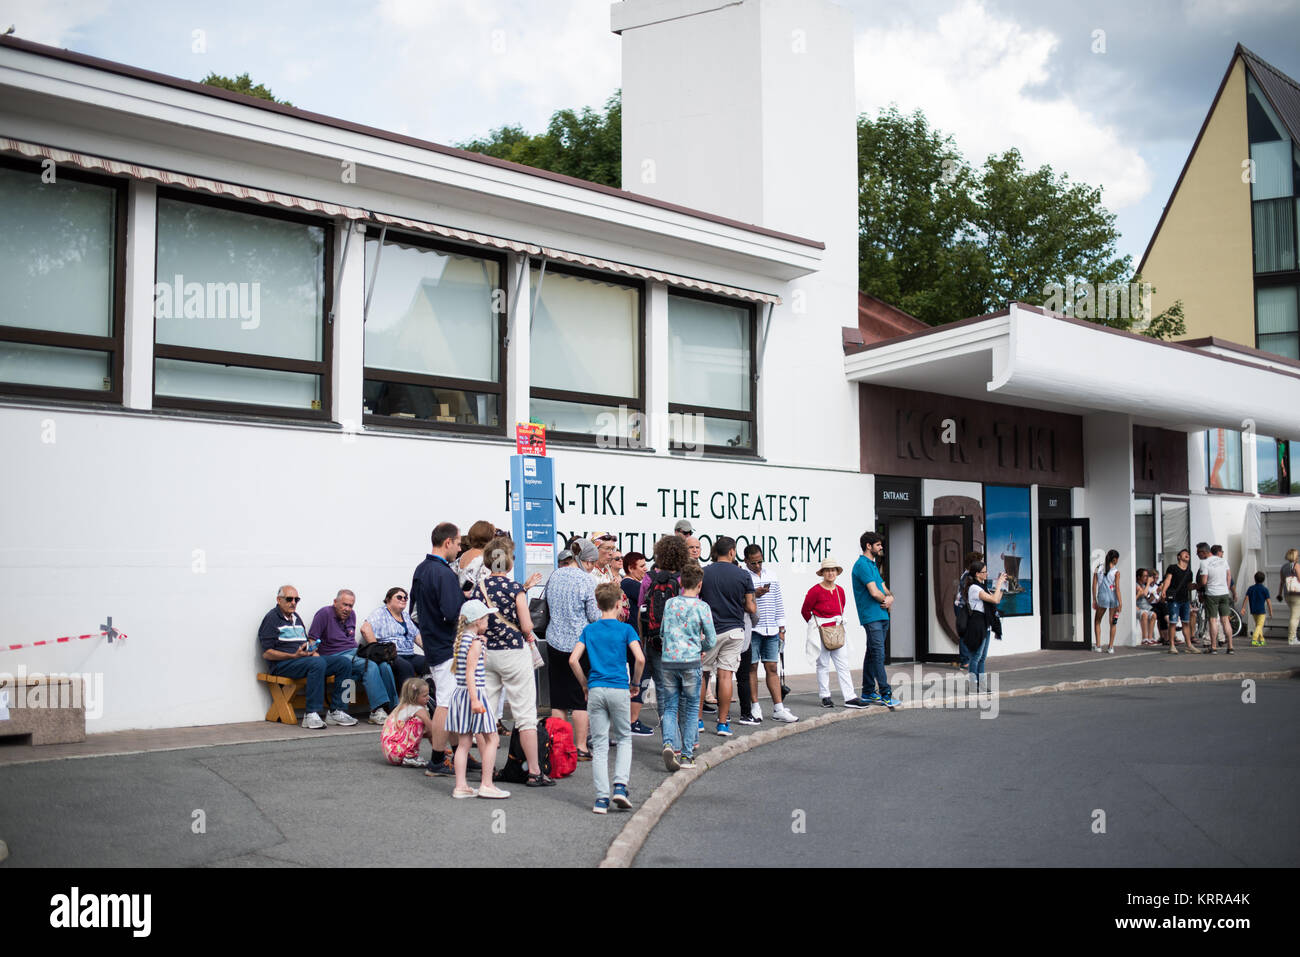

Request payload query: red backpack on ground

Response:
[544,716,578,778]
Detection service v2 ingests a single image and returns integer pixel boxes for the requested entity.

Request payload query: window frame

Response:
[0,156,127,405]
[152,187,334,421]
[361,229,508,436]
[1253,278,1300,360]
[1247,74,1300,359]
[528,259,646,446]
[665,287,758,457]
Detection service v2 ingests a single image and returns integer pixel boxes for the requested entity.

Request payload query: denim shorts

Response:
[750,631,782,663]
[1167,601,1191,624]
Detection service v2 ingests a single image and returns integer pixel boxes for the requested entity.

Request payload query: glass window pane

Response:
[364,380,499,427]
[364,238,499,382]
[1258,332,1299,359]
[155,358,319,409]
[155,199,324,361]
[1252,198,1296,272]
[0,342,111,391]
[1251,140,1294,201]
[1257,286,1298,333]
[530,397,642,441]
[1206,429,1243,491]
[1160,499,1189,570]
[668,295,751,412]
[670,414,752,451]
[0,167,116,337]
[530,271,639,398]
[1134,496,1155,573]
[1258,436,1280,494]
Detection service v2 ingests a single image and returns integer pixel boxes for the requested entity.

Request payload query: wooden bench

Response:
[256,673,370,724]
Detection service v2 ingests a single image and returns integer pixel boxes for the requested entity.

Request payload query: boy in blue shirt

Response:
[572,582,645,814]
[1240,572,1272,646]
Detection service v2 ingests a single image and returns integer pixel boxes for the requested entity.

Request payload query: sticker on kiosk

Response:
[516,422,546,456]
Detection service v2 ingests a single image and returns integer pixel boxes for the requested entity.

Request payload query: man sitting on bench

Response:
[258,585,356,729]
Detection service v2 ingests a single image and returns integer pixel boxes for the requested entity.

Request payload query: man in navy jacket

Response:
[411,522,467,775]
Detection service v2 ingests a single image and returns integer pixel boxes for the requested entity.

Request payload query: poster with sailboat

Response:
[985,485,1033,617]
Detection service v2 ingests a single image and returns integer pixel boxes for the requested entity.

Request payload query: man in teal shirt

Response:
[852,531,897,706]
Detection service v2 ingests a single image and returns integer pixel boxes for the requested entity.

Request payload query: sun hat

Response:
[818,558,844,574]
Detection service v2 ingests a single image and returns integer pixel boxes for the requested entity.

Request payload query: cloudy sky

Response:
[3,0,1298,267]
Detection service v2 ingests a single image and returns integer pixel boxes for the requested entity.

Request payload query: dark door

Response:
[1040,518,1090,649]
[915,515,974,662]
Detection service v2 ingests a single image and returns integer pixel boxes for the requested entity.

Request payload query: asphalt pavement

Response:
[634,680,1300,867]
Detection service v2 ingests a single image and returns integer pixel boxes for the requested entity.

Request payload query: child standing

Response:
[571,581,644,814]
[381,677,438,767]
[1241,572,1273,647]
[658,561,717,771]
[446,600,509,800]
[1135,570,1157,645]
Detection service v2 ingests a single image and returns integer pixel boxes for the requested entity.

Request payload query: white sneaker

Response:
[301,712,326,729]
[1106,647,1115,655]
[750,703,762,720]
[773,704,799,723]
[369,708,388,725]
[325,709,358,726]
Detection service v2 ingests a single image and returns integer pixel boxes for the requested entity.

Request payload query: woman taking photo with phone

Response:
[962,561,1005,694]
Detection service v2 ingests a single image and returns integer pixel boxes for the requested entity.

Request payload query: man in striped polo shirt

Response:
[742,544,798,723]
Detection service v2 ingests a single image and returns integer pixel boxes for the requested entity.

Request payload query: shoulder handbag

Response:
[478,579,544,669]
[528,578,551,638]
[1287,562,1300,595]
[818,587,846,651]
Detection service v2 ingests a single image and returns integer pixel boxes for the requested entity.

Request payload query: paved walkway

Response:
[0,643,1295,867]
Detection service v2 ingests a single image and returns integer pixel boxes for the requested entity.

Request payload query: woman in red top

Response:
[801,558,855,708]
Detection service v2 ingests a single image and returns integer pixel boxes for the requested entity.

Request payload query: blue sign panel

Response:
[510,455,557,584]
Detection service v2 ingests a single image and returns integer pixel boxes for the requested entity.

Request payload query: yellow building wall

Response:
[1141,59,1256,346]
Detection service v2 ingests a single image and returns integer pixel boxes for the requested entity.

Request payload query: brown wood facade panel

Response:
[859,384,1085,487]
[1132,425,1190,495]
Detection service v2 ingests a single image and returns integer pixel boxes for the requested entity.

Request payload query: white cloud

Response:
[855,0,1153,209]
[0,0,111,45]
[371,0,620,142]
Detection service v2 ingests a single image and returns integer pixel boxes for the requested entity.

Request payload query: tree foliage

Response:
[201,72,292,107]
[857,106,1184,339]
[457,90,621,188]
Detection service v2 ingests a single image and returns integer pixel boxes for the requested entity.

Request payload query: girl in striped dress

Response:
[447,600,508,799]
[381,678,436,767]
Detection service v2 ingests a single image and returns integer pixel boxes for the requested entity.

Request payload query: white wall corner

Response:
[506,254,532,430]
[122,180,156,410]
[645,282,670,454]
[333,220,365,431]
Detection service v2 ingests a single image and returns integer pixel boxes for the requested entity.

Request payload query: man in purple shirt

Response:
[258,585,354,730]
[308,589,395,725]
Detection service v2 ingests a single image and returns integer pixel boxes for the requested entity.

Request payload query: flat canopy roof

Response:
[844,303,1300,439]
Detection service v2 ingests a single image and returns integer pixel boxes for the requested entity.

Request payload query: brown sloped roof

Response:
[844,291,930,353]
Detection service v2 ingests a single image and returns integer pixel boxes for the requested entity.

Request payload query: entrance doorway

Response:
[1039,518,1090,649]
[880,518,915,662]
[914,515,974,662]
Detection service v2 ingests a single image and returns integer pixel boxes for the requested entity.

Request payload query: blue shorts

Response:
[750,632,782,663]
[1167,601,1191,625]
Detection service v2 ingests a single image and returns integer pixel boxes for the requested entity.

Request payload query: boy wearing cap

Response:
[571,582,645,813]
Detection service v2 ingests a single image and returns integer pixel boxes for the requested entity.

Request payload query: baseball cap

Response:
[460,599,497,623]
[674,519,694,535]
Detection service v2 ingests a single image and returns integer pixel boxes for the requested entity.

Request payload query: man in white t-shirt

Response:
[1201,544,1235,654]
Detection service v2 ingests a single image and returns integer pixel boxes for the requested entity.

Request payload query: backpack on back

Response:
[644,569,681,651]
[544,716,577,779]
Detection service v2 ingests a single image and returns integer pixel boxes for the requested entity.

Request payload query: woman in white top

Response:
[1092,549,1121,653]
[963,561,1006,693]
[456,520,497,593]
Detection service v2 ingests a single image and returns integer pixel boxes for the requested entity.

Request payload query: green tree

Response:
[458,91,621,188]
[201,72,292,107]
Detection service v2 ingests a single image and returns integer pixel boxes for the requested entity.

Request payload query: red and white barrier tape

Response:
[3,629,126,653]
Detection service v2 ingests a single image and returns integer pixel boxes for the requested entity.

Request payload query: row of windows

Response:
[1205,428,1293,495]
[1246,73,1300,359]
[0,159,758,453]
